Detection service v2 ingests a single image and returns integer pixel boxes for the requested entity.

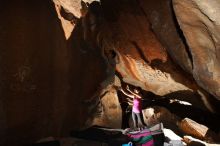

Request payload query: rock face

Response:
[96,0,218,113]
[91,89,122,128]
[0,0,108,145]
[53,0,100,39]
[180,118,220,142]
[173,0,220,100]
[138,0,193,74]
[1,0,220,145]
[99,0,192,95]
[142,107,180,130]
[179,118,209,141]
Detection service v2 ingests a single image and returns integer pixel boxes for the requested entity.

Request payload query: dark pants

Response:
[132,111,146,128]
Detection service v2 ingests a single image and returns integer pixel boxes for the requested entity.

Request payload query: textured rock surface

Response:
[179,118,220,142]
[53,0,99,18]
[142,107,180,130]
[97,0,218,113]
[91,89,122,128]
[179,118,209,140]
[53,0,100,39]
[138,0,193,74]
[99,0,192,95]
[0,0,108,145]
[173,0,220,100]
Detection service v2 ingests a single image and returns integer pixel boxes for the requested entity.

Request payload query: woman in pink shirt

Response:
[119,85,146,129]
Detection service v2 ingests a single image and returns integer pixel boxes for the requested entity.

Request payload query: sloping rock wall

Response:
[138,0,193,74]
[97,0,217,111]
[173,0,220,100]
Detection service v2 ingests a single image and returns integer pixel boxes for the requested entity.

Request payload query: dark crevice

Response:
[170,1,194,69]
[135,0,150,21]
[148,98,220,134]
[142,90,220,134]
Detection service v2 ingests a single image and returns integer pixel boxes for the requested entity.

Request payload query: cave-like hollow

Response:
[0,0,220,145]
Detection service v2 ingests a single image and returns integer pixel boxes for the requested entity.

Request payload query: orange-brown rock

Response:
[97,0,217,113]
[173,0,220,100]
[53,0,100,39]
[142,107,180,130]
[67,0,220,131]
[91,88,122,128]
[138,0,193,74]
[179,118,209,140]
[99,0,190,95]
[53,0,94,18]
[179,118,220,142]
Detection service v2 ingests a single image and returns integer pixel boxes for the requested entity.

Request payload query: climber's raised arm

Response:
[118,87,134,98]
[126,85,142,99]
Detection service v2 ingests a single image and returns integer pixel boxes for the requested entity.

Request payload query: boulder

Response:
[173,0,220,100]
[142,107,181,132]
[179,118,220,142]
[89,88,122,128]
[179,118,209,140]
